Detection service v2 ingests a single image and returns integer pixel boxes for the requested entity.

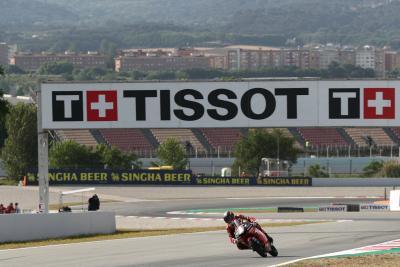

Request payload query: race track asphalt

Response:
[1,187,399,267]
[1,219,400,267]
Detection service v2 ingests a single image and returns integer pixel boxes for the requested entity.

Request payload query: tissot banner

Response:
[41,80,400,129]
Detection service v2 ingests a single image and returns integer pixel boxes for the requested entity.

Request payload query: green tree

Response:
[381,160,400,178]
[38,61,74,75]
[49,140,101,169]
[1,103,38,179]
[307,164,329,178]
[3,65,25,75]
[362,160,383,177]
[233,129,301,176]
[99,39,117,68]
[0,66,10,149]
[96,144,141,169]
[157,138,188,169]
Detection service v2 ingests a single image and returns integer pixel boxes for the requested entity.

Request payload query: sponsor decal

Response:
[364,88,395,119]
[360,204,389,211]
[256,177,312,186]
[195,177,251,185]
[52,91,83,121]
[86,90,118,121]
[329,87,395,119]
[27,170,192,185]
[318,205,347,212]
[329,88,360,119]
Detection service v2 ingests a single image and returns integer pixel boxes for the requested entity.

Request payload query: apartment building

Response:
[10,51,107,71]
[115,55,210,72]
[318,45,340,69]
[355,45,385,76]
[384,51,400,72]
[339,48,356,65]
[227,47,323,71]
[0,43,8,65]
[227,47,282,71]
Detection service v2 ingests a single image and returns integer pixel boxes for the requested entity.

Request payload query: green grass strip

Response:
[325,248,400,258]
[186,207,318,213]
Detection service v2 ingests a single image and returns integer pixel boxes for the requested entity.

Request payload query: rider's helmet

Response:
[223,210,235,223]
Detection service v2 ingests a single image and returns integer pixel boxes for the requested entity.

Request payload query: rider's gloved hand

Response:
[248,216,256,222]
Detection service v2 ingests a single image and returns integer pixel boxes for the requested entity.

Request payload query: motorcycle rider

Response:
[223,210,273,249]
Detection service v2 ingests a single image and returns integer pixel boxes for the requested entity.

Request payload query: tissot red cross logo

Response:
[86,91,118,121]
[364,88,395,119]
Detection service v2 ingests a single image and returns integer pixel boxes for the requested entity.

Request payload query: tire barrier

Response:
[331,203,360,212]
[277,207,304,213]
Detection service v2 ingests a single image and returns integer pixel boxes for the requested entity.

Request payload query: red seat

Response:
[99,129,153,153]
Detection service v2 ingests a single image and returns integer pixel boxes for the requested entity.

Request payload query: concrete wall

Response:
[313,178,400,187]
[0,212,116,243]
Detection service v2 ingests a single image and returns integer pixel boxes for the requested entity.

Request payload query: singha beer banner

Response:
[26,170,193,185]
[41,80,400,129]
[25,169,312,186]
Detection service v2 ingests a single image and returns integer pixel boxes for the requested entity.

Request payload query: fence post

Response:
[349,159,352,176]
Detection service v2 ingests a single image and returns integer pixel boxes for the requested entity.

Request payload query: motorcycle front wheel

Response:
[250,238,267,257]
[269,245,278,257]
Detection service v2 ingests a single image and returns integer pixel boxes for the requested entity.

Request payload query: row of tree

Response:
[13,61,377,80]
[0,102,189,179]
[0,88,300,179]
[0,61,378,97]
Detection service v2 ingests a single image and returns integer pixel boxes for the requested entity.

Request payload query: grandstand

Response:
[201,128,243,150]
[296,128,349,147]
[344,128,395,146]
[55,127,400,158]
[57,130,98,148]
[151,129,206,154]
[99,129,155,156]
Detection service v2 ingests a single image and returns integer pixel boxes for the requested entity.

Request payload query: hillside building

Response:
[10,51,107,71]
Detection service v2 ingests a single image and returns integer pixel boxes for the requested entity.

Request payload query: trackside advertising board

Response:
[25,170,312,186]
[41,80,400,129]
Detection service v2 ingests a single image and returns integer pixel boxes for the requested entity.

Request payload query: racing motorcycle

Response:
[234,220,278,258]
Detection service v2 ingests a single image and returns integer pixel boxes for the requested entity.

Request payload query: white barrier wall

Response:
[0,212,116,243]
[390,190,400,211]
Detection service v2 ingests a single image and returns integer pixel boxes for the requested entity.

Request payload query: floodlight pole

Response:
[36,89,49,213]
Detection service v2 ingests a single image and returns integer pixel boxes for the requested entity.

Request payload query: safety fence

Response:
[119,145,400,159]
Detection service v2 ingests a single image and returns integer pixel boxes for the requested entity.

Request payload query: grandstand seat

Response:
[57,130,98,148]
[201,128,242,150]
[390,128,400,141]
[297,128,348,147]
[344,128,394,146]
[99,129,154,153]
[151,129,205,152]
